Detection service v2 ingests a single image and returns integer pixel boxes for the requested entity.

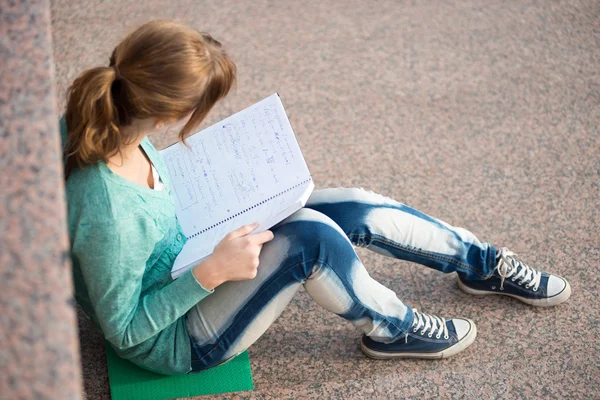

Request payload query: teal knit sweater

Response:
[60,118,214,375]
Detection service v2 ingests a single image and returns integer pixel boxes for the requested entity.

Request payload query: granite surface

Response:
[49,0,599,398]
[1,0,83,399]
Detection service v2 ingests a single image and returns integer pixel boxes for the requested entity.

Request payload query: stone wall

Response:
[0,0,83,399]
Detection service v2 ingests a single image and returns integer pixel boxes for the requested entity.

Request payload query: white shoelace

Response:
[406,308,449,342]
[496,247,542,291]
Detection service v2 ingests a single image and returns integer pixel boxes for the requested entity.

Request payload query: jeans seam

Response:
[193,256,321,364]
[315,256,412,338]
[351,233,489,280]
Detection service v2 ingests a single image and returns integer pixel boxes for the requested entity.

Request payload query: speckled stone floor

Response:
[50,0,599,398]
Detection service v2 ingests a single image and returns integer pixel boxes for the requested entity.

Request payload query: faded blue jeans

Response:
[186,187,497,371]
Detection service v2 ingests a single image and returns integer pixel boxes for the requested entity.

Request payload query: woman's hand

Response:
[193,222,274,290]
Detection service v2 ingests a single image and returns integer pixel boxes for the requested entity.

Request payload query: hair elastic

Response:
[111,64,121,80]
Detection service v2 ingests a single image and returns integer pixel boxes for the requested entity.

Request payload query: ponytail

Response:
[63,20,237,181]
[64,66,120,180]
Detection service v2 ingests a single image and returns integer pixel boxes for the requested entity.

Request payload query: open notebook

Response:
[159,94,314,279]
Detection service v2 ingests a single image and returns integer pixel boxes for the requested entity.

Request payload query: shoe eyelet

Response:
[436,334,441,339]
[427,333,433,338]
[420,330,426,335]
[533,287,538,292]
[525,284,531,289]
[413,328,418,332]
[444,335,449,340]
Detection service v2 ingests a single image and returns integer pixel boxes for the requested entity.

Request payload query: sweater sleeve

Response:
[71,217,214,350]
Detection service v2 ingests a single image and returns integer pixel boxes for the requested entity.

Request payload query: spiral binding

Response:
[187,176,313,239]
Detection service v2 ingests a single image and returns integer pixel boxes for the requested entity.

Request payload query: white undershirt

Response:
[151,164,165,191]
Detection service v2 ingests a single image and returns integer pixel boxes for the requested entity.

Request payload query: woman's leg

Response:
[187,207,463,372]
[304,187,497,280]
[305,187,570,307]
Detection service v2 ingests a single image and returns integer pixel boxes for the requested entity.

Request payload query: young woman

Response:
[62,20,571,376]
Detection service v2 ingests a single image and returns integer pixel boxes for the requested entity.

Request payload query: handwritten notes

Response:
[160,94,313,276]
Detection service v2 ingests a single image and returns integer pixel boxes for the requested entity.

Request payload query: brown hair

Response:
[63,20,236,179]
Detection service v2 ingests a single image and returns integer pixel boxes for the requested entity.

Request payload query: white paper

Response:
[160,94,313,278]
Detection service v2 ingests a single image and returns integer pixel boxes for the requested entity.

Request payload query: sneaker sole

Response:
[360,320,477,360]
[457,277,571,307]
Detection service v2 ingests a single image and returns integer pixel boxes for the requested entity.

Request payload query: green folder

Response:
[105,343,253,400]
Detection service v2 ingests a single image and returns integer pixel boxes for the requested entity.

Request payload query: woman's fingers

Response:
[225,223,273,247]
[226,222,260,239]
[248,229,274,245]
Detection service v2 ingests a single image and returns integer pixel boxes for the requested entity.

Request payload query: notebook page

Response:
[159,93,311,239]
[170,179,314,277]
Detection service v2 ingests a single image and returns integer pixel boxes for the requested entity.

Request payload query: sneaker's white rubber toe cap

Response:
[452,318,475,341]
[547,275,568,297]
[442,318,477,358]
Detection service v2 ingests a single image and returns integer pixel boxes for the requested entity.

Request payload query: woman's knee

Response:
[271,208,356,280]
[273,208,350,249]
[306,186,397,207]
